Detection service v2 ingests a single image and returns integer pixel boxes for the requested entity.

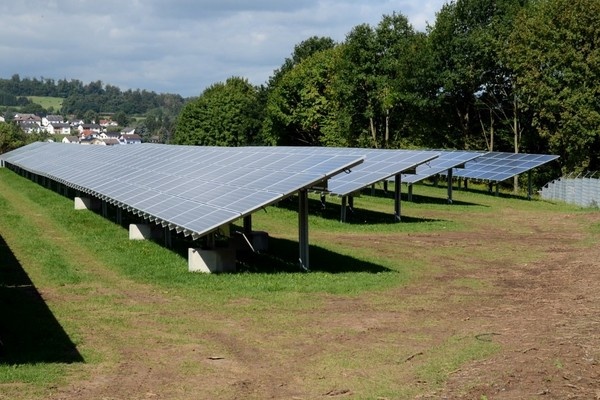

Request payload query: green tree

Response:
[267,36,336,90]
[0,122,26,154]
[262,46,348,146]
[337,23,380,147]
[429,0,501,149]
[336,13,426,148]
[174,77,261,146]
[84,110,98,124]
[507,0,600,173]
[114,111,130,127]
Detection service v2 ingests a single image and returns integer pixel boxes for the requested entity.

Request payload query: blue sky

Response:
[0,1,447,98]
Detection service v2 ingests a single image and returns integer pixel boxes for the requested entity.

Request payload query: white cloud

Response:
[0,0,447,97]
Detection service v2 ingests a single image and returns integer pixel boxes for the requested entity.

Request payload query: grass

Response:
[0,167,594,399]
[26,96,63,111]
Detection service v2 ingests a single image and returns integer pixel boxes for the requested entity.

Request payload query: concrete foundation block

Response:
[129,224,152,240]
[188,248,236,273]
[74,197,93,210]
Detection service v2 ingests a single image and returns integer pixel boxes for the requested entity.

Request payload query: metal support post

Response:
[527,170,532,200]
[394,173,401,222]
[298,189,309,271]
[243,215,252,235]
[408,184,413,201]
[348,195,354,213]
[320,194,327,209]
[164,227,172,249]
[340,196,347,222]
[447,168,454,204]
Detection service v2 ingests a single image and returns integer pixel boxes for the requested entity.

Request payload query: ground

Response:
[1,179,600,399]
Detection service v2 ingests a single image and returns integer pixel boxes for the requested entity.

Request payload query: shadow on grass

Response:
[365,185,483,206]
[275,196,443,224]
[0,235,84,365]
[236,236,392,274]
[414,180,538,202]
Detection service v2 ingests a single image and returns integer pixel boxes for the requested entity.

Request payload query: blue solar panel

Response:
[450,152,559,182]
[233,146,439,196]
[2,142,365,239]
[401,150,485,184]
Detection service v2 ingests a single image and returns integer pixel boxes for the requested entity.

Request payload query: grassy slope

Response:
[26,96,64,111]
[0,168,589,399]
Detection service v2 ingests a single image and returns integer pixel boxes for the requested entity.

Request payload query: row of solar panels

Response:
[0,143,559,240]
[1,143,366,239]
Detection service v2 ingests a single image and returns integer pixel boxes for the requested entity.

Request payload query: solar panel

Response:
[450,152,560,182]
[2,142,365,239]
[241,147,439,196]
[401,150,486,184]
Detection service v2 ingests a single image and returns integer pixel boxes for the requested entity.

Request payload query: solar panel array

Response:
[401,150,486,184]
[2,142,364,239]
[246,147,440,196]
[450,152,560,182]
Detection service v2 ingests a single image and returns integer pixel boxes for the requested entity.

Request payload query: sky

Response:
[0,1,447,98]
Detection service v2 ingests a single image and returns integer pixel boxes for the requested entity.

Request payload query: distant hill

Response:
[0,75,186,117]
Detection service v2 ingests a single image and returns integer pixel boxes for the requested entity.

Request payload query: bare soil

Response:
[8,199,600,399]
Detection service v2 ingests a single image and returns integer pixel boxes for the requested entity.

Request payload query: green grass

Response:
[0,167,594,398]
[26,96,63,111]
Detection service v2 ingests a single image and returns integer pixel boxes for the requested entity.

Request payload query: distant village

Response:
[0,113,147,145]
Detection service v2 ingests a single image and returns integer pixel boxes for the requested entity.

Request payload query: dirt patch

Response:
[3,177,600,399]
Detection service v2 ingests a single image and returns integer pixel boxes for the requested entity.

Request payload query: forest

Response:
[2,0,599,180]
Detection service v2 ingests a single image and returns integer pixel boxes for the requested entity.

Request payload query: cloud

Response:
[0,0,447,97]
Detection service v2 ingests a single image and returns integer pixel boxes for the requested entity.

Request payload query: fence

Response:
[540,172,600,208]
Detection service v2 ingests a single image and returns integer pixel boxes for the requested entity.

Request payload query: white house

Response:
[42,115,63,126]
[119,133,142,144]
[47,123,71,135]
[99,131,121,140]
[62,136,79,144]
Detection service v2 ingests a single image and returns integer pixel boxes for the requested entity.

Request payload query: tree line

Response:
[174,0,600,178]
[0,75,185,116]
[0,75,186,144]
[2,0,598,182]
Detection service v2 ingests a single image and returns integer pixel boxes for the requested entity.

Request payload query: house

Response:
[62,136,79,144]
[99,119,118,128]
[99,131,120,140]
[19,121,43,134]
[42,115,63,126]
[47,123,71,135]
[119,133,142,144]
[102,138,121,146]
[69,118,85,127]
[120,126,136,135]
[77,123,103,134]
[14,113,41,124]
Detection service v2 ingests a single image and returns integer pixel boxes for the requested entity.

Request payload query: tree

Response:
[336,13,426,148]
[337,23,380,147]
[114,111,130,127]
[84,110,98,124]
[507,0,600,173]
[174,77,262,146]
[267,36,336,90]
[0,122,26,154]
[429,0,501,150]
[262,46,348,146]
